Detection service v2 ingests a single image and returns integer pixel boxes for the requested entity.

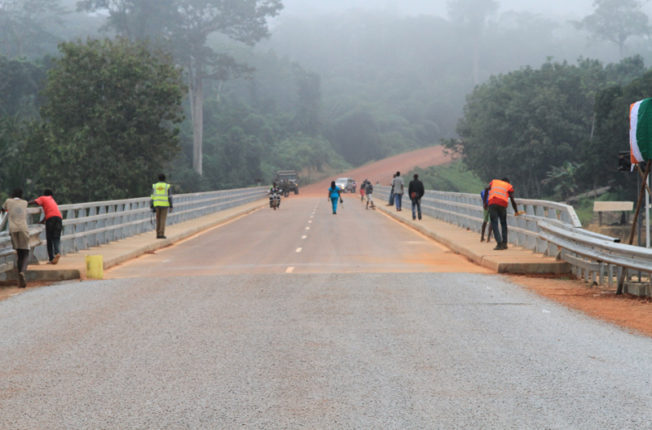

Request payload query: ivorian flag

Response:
[629,98,652,167]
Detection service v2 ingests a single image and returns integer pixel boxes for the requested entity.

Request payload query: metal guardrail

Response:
[376,186,651,290]
[0,187,267,273]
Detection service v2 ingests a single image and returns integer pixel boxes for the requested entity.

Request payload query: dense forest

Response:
[1,0,652,202]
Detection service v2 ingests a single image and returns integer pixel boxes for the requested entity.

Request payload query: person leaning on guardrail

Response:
[484,178,524,250]
[29,189,62,265]
[1,189,30,287]
[151,174,173,239]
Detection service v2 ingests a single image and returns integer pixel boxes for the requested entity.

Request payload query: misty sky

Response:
[282,0,652,19]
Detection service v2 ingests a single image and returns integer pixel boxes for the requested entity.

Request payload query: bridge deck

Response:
[17,195,568,284]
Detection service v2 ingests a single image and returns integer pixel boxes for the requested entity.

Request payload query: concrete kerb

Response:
[375,203,569,275]
[24,199,267,282]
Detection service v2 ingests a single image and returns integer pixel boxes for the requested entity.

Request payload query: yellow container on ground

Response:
[85,255,104,279]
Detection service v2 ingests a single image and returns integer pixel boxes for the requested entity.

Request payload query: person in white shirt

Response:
[391,171,405,211]
[1,189,30,287]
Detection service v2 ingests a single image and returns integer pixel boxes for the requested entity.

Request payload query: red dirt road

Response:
[301,145,453,196]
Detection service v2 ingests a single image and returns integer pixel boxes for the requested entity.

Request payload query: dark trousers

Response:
[155,207,169,237]
[489,204,508,244]
[411,198,421,219]
[16,249,29,273]
[45,216,62,261]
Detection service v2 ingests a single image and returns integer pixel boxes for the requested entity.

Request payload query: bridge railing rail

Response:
[375,186,650,287]
[0,187,267,273]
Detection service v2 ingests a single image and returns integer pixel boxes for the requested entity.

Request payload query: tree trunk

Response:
[189,65,204,176]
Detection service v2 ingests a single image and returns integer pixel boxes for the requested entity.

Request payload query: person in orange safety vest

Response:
[484,178,523,250]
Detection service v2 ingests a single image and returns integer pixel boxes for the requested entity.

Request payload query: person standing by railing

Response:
[29,189,62,265]
[1,189,30,287]
[485,178,522,250]
[151,174,173,239]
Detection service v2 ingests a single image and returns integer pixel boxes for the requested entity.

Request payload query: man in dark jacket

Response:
[408,174,425,220]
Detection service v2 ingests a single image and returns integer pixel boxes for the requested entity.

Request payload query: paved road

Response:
[108,195,488,277]
[1,196,651,429]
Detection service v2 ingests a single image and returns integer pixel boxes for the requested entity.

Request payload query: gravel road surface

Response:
[2,274,652,429]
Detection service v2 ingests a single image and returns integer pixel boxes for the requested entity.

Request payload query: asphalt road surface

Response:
[1,196,651,429]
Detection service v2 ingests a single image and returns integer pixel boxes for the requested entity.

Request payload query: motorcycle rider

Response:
[269,182,282,209]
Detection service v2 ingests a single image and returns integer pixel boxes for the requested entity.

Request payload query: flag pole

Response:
[647,173,650,248]
[617,160,652,294]
[634,163,651,247]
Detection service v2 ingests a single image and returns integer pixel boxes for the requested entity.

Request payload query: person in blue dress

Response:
[328,181,342,214]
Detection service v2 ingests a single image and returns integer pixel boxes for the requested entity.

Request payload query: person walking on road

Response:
[392,171,405,211]
[360,180,367,202]
[151,174,173,239]
[2,189,30,287]
[29,189,62,264]
[328,181,342,214]
[364,179,375,209]
[485,178,522,250]
[387,173,396,206]
[408,173,425,220]
[480,188,492,243]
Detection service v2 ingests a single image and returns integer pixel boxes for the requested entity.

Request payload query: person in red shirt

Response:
[29,189,63,264]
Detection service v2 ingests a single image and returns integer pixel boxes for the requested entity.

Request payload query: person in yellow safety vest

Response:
[484,177,523,250]
[150,174,173,239]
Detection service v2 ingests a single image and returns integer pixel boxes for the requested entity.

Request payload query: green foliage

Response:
[0,117,35,198]
[544,161,582,201]
[0,56,49,199]
[571,191,621,226]
[589,67,652,199]
[0,56,47,118]
[193,97,347,190]
[454,57,646,198]
[34,38,185,202]
[409,160,486,193]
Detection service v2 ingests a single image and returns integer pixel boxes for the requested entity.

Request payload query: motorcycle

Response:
[269,190,281,210]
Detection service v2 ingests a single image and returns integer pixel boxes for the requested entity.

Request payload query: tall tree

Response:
[78,0,284,175]
[76,0,178,42]
[454,59,608,197]
[578,0,650,59]
[0,0,65,58]
[447,0,498,85]
[36,38,185,202]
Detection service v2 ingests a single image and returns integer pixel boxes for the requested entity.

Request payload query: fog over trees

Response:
[1,0,652,201]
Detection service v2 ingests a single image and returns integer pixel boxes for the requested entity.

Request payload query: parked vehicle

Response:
[335,177,356,193]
